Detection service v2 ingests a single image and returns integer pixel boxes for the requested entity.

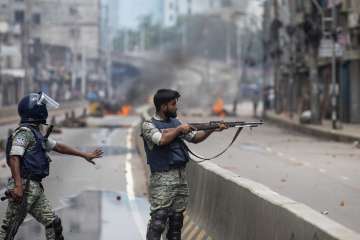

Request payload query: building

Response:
[0,0,106,100]
[264,0,360,123]
[163,0,179,27]
[162,0,226,27]
[0,20,24,106]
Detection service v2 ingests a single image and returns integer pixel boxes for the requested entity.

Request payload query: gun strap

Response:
[183,127,243,163]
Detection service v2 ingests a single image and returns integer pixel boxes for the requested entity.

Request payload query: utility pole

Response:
[309,5,322,124]
[226,21,232,65]
[288,0,296,119]
[273,0,281,113]
[23,0,33,95]
[331,1,338,129]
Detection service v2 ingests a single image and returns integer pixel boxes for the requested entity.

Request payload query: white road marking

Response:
[277,152,284,157]
[341,176,349,181]
[266,147,272,153]
[319,168,327,173]
[289,157,297,162]
[126,127,146,239]
[303,162,311,167]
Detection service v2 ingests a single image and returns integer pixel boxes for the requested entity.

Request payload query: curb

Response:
[264,112,360,143]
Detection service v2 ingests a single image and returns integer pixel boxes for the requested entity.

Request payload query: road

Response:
[183,105,360,233]
[0,115,149,239]
[0,108,359,239]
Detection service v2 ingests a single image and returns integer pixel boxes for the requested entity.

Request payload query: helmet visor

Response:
[37,92,60,109]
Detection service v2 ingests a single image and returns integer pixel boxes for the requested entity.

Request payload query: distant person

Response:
[141,89,226,240]
[0,92,103,240]
[252,86,260,118]
[263,86,271,111]
[299,92,312,124]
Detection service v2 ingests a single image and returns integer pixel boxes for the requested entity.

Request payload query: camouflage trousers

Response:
[0,179,57,240]
[149,167,190,213]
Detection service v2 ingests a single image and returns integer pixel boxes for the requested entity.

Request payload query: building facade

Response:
[264,0,360,123]
[0,0,105,103]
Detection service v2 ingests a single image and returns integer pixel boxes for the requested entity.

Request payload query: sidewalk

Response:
[265,111,360,144]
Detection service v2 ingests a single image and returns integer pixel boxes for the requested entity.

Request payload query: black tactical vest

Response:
[144,118,190,173]
[6,125,50,181]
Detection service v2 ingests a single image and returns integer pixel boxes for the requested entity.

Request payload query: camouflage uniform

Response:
[142,114,195,214]
[0,126,58,240]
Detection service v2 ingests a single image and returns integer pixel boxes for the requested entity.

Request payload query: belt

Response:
[169,165,185,170]
[152,165,186,173]
[22,175,43,182]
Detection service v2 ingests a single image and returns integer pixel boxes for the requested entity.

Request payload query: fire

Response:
[117,104,132,116]
[212,98,226,117]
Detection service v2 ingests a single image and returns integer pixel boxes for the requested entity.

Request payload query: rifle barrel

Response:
[189,121,264,131]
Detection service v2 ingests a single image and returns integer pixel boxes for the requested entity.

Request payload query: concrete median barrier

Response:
[186,160,360,240]
[136,106,360,240]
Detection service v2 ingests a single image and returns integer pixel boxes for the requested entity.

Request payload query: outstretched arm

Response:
[53,143,103,165]
[191,122,228,144]
[192,130,214,144]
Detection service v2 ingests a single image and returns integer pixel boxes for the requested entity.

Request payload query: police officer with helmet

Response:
[0,92,103,240]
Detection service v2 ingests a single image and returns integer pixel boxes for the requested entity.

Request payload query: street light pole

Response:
[226,22,232,65]
[331,2,338,129]
[24,0,33,94]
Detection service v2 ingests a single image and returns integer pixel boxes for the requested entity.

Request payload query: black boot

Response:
[166,211,183,240]
[147,209,169,240]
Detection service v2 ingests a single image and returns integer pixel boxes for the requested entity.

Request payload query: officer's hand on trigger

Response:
[83,148,103,165]
[215,121,228,132]
[177,124,192,135]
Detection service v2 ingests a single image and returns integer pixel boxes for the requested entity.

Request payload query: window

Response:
[169,2,173,9]
[77,53,82,62]
[209,0,214,8]
[14,10,25,24]
[70,28,80,39]
[33,13,41,25]
[6,56,12,68]
[69,6,79,16]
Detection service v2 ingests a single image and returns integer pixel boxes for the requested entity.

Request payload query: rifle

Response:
[184,120,264,162]
[45,125,54,139]
[189,120,264,131]
[4,179,31,240]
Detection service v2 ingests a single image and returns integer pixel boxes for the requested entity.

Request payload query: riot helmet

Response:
[18,92,59,124]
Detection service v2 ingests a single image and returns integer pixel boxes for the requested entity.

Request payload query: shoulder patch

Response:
[14,137,26,146]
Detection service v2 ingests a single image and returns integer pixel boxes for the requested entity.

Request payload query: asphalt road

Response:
[1,108,359,238]
[0,115,149,240]
[182,109,360,233]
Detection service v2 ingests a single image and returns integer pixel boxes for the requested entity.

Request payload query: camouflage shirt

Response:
[141,114,196,150]
[10,125,57,157]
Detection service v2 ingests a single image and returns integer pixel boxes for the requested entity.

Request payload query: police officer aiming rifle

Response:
[141,89,227,240]
[0,92,103,240]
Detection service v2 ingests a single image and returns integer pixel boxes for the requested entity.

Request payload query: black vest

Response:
[144,118,190,173]
[7,125,50,181]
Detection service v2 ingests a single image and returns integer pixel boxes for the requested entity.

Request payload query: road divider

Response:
[186,160,360,240]
[136,106,360,240]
